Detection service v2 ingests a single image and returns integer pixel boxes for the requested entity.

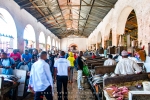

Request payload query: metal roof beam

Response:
[60,5,113,7]
[17,0,27,4]
[41,0,64,32]
[23,5,113,8]
[78,0,82,34]
[88,14,102,20]
[28,0,48,22]
[72,9,85,19]
[64,19,97,21]
[56,0,67,27]
[37,14,52,21]
[20,0,39,8]
[82,0,95,35]
[82,0,89,5]
[50,26,95,28]
[86,22,99,25]
[40,18,63,23]
[98,0,114,6]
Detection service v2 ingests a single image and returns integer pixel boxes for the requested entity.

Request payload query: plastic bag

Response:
[20,65,29,71]
[83,65,89,76]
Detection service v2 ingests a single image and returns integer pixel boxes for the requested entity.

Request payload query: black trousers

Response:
[34,85,53,100]
[57,75,68,100]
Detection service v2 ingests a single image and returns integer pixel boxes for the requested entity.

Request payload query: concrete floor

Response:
[23,72,95,100]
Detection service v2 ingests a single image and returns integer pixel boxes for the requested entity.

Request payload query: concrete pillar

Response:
[35,32,39,50]
[112,33,118,46]
[17,26,25,54]
[127,34,130,47]
[45,34,48,51]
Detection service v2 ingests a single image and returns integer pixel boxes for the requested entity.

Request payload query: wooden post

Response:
[148,43,150,57]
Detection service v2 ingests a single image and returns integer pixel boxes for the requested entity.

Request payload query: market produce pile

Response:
[105,85,129,100]
[89,71,117,86]
[0,75,19,87]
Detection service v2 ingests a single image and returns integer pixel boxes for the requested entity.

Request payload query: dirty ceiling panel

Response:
[14,0,118,38]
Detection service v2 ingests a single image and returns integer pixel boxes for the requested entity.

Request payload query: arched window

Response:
[0,8,17,52]
[47,36,51,50]
[23,24,36,49]
[39,32,46,50]
[56,41,58,50]
[59,42,60,50]
[52,39,56,51]
[58,42,60,50]
[117,7,138,48]
[52,39,55,47]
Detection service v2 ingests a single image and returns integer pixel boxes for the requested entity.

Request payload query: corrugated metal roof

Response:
[14,0,118,38]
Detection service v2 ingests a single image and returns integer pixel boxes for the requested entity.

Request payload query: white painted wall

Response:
[88,0,150,55]
[0,0,59,52]
[60,38,87,52]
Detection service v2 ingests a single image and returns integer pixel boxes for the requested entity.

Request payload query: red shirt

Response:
[74,54,77,59]
[10,52,21,61]
[92,55,96,59]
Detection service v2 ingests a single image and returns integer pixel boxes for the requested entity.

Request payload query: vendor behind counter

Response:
[115,50,142,75]
[0,52,15,75]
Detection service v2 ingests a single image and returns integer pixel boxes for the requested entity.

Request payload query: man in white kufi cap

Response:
[115,50,142,75]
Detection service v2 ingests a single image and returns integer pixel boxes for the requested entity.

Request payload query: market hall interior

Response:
[0,0,150,100]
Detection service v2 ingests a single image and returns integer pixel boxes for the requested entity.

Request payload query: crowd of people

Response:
[83,48,144,76]
[0,48,57,75]
[0,47,145,100]
[0,48,84,100]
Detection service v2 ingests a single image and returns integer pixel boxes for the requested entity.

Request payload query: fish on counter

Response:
[105,86,129,100]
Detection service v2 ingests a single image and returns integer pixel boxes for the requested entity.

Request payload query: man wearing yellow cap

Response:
[67,52,75,83]
[115,50,142,75]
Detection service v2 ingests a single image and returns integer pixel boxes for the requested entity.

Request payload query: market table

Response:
[0,82,19,100]
[103,86,150,100]
[103,73,150,100]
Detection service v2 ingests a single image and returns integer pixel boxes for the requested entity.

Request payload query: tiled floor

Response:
[23,72,95,100]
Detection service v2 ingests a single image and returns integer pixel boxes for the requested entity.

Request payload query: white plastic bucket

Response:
[81,76,87,84]
[142,81,150,91]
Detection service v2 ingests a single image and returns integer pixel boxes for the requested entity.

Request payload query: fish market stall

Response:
[103,73,150,100]
[0,69,27,100]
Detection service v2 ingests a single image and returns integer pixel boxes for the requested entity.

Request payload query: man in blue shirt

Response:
[17,50,32,70]
[0,52,15,75]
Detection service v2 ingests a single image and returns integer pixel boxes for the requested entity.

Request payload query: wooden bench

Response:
[90,63,104,69]
[94,65,116,75]
[89,65,116,100]
[85,61,98,66]
[0,77,19,100]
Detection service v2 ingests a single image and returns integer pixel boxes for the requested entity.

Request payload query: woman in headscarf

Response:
[67,52,75,83]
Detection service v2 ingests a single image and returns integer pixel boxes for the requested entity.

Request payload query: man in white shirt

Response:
[115,50,142,75]
[28,51,53,100]
[54,51,70,100]
[104,54,116,66]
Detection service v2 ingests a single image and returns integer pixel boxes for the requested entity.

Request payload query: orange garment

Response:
[137,50,146,61]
